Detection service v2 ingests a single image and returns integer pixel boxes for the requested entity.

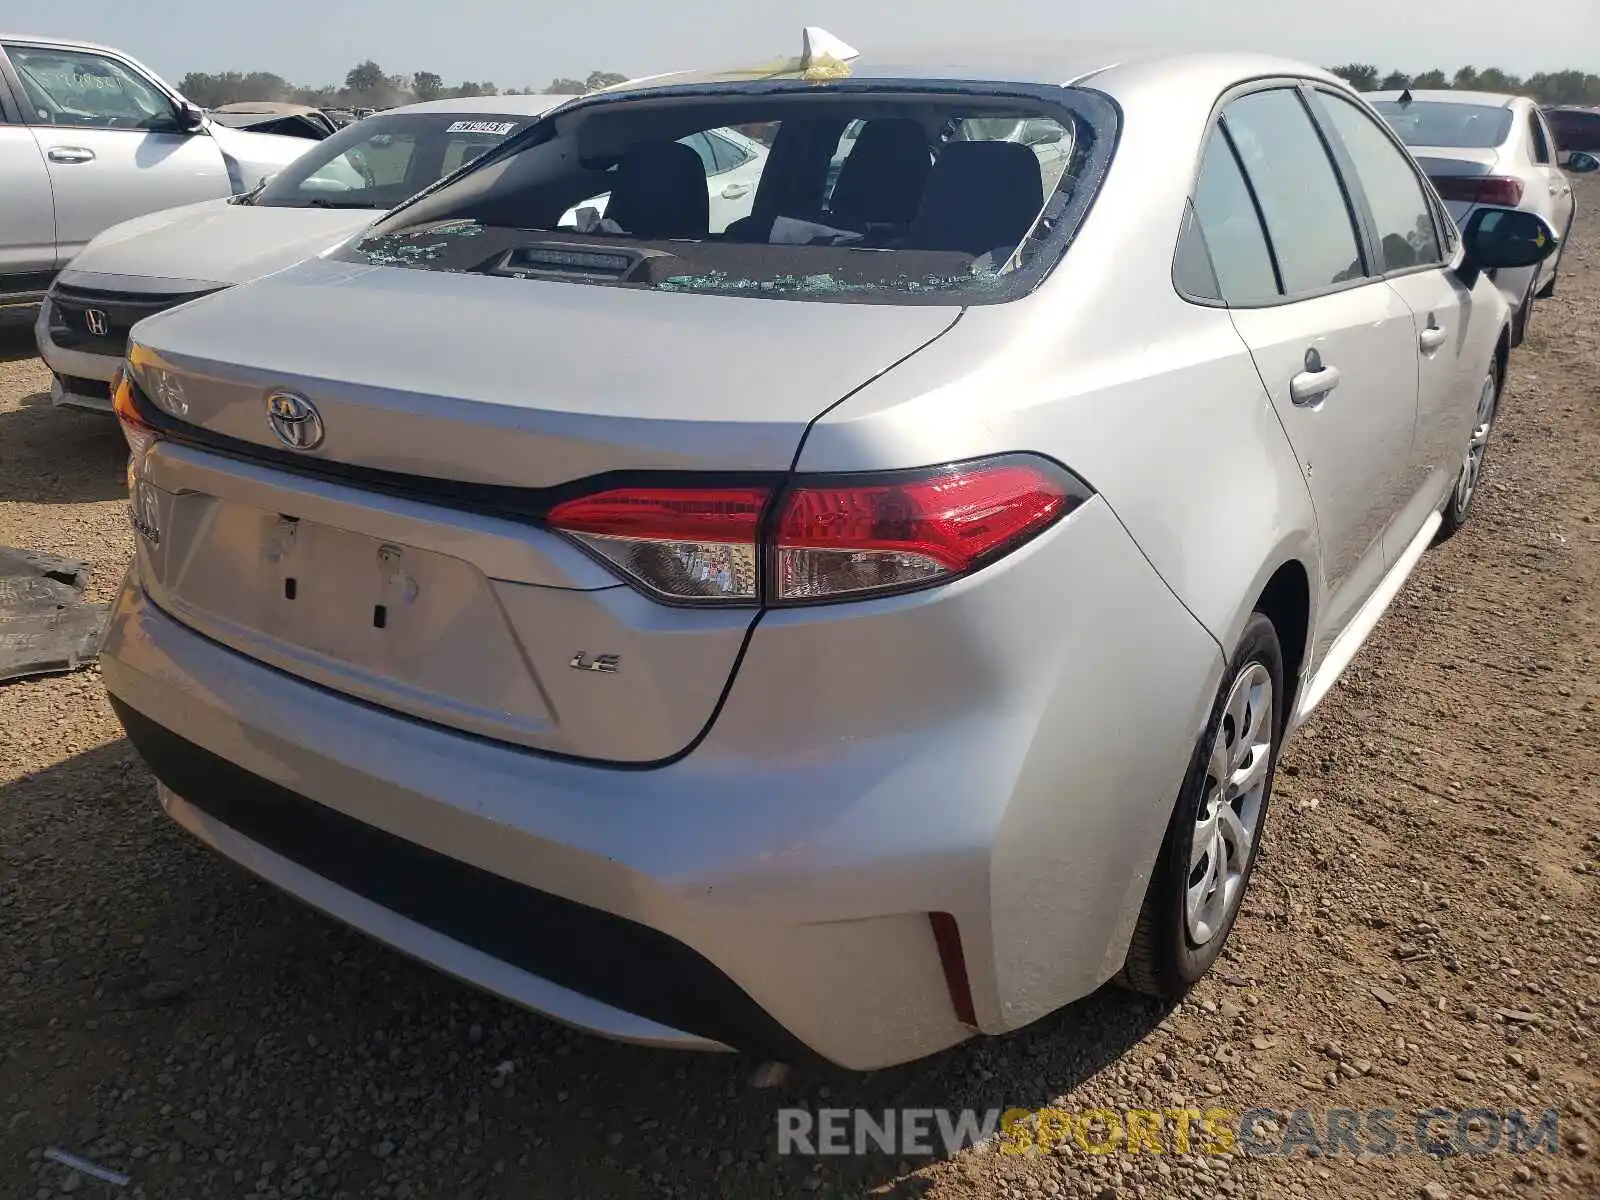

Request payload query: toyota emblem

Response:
[84,309,110,337]
[265,391,325,451]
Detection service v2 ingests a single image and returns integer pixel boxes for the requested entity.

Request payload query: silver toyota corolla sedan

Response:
[99,43,1555,1069]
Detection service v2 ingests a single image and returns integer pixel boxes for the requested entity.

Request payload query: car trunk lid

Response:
[126,259,959,762]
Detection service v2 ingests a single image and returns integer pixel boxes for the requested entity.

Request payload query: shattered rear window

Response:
[333,82,1118,304]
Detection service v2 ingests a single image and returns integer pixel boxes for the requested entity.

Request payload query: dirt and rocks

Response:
[2,181,1598,1200]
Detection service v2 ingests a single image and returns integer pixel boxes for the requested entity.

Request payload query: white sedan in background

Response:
[561,126,770,233]
[1369,89,1583,343]
[36,94,575,409]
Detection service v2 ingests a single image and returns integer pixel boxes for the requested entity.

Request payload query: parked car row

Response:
[7,29,1571,1069]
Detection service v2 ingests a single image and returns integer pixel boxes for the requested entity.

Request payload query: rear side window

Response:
[708,131,754,172]
[1315,92,1443,272]
[1221,89,1365,294]
[1182,130,1280,304]
[1528,112,1553,164]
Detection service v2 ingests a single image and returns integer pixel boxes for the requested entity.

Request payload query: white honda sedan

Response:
[1369,89,1583,342]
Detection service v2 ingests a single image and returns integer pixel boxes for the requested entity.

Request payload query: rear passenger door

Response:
[1187,86,1421,657]
[1308,88,1479,547]
[1528,107,1574,245]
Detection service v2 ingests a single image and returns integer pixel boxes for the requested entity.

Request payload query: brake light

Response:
[774,459,1075,601]
[546,455,1088,605]
[1430,174,1525,207]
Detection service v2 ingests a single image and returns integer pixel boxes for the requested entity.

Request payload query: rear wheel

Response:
[1120,614,1283,998]
[1436,363,1500,541]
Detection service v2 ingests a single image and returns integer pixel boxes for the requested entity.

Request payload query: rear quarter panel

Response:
[796,68,1325,1013]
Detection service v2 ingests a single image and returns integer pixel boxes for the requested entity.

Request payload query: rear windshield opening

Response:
[1370,101,1514,149]
[337,86,1113,304]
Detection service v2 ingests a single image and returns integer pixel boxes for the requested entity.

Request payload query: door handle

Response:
[720,182,751,199]
[1290,348,1341,406]
[1419,322,1448,353]
[1290,366,1341,405]
[47,146,95,164]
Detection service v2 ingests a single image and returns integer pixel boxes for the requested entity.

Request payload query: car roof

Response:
[1366,89,1523,108]
[611,47,1345,101]
[0,33,138,55]
[379,94,580,118]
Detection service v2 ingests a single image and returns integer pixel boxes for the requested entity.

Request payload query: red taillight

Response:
[1430,174,1525,207]
[774,459,1076,602]
[547,486,769,603]
[547,456,1088,606]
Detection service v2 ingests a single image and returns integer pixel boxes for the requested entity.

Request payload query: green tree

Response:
[1411,69,1450,89]
[411,71,443,101]
[1475,67,1522,92]
[1329,63,1380,91]
[585,71,630,91]
[1452,65,1481,90]
[1379,71,1412,90]
[344,60,387,95]
[178,70,289,107]
[545,77,586,94]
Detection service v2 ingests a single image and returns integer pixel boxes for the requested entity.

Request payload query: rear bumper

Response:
[100,496,1222,1068]
[114,701,756,1055]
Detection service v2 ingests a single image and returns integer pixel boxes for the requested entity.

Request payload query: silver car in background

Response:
[1368,89,1579,342]
[0,34,309,320]
[35,94,576,410]
[100,45,1554,1069]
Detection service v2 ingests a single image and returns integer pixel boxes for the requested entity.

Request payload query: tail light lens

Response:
[774,459,1076,601]
[114,369,165,546]
[113,368,159,485]
[547,455,1089,606]
[1430,174,1525,207]
[546,487,768,602]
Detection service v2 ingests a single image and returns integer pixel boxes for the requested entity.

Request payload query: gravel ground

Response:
[2,181,1598,1200]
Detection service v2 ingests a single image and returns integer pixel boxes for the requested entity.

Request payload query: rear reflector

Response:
[547,455,1089,606]
[1429,174,1525,207]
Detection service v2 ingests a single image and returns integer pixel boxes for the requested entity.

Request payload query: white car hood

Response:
[62,198,380,287]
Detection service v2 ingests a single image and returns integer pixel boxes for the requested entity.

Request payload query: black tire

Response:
[1119,613,1284,999]
[1436,359,1502,542]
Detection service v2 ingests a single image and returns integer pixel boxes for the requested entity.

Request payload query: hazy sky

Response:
[21,1,1600,91]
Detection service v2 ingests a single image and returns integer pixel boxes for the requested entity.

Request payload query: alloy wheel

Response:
[1186,662,1274,945]
[1454,372,1498,517]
